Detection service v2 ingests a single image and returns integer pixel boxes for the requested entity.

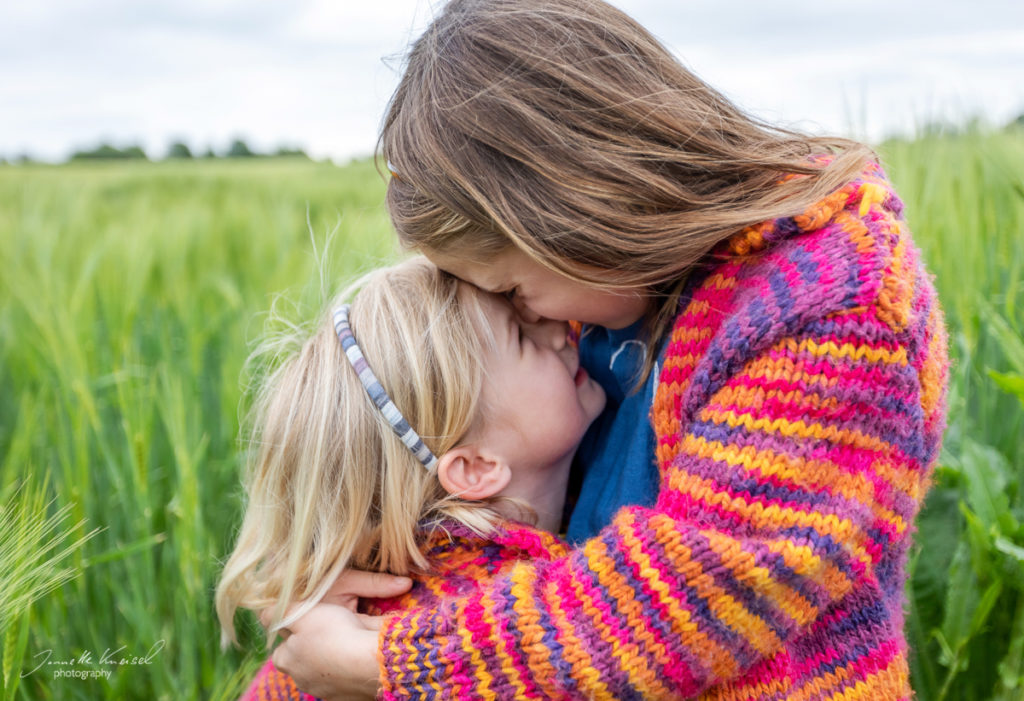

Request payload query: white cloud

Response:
[1,0,1022,161]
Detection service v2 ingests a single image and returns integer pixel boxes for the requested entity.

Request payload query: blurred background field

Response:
[1,129,1023,700]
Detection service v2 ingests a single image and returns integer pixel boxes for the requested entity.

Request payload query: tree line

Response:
[1,138,310,164]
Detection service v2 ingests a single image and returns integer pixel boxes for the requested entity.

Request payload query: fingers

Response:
[271,641,293,677]
[327,569,412,600]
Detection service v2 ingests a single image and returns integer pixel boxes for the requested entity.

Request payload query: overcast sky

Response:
[2,0,1023,162]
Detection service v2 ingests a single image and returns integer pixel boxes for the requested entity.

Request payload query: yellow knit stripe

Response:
[793,188,851,231]
[545,574,614,698]
[657,529,787,657]
[635,512,752,680]
[478,575,530,700]
[789,646,909,701]
[583,535,677,698]
[681,435,911,540]
[825,656,911,701]
[857,181,890,218]
[736,356,920,498]
[834,196,877,258]
[779,337,909,366]
[711,380,841,419]
[574,539,668,695]
[699,662,795,701]
[696,528,819,629]
[763,539,855,602]
[704,271,739,291]
[507,562,563,698]
[456,597,498,700]
[663,468,877,581]
[667,326,715,347]
[399,607,448,698]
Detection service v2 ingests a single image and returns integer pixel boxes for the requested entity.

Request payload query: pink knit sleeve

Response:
[238,658,320,701]
[378,177,949,699]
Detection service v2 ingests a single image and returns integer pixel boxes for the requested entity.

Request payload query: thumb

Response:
[357,613,386,630]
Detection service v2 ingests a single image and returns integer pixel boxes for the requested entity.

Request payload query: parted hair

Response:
[215,257,503,647]
[380,0,875,371]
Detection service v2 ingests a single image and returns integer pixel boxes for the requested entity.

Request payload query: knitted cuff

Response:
[378,604,463,699]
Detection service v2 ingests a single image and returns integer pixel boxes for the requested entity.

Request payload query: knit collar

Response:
[417,518,569,562]
[722,158,902,258]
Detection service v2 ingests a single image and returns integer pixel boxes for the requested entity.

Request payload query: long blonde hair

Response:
[216,257,502,647]
[379,0,876,373]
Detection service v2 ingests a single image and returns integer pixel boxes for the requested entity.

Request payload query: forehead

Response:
[455,280,514,340]
[426,247,521,290]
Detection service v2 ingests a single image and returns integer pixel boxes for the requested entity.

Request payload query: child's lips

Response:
[574,366,588,387]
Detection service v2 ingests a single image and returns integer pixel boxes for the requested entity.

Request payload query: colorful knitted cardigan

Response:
[376,160,948,699]
[241,158,949,700]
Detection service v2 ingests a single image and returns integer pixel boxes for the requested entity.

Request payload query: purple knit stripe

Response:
[757,345,919,415]
[632,521,770,672]
[527,566,579,694]
[559,555,640,695]
[654,476,851,605]
[678,225,873,415]
[666,446,888,571]
[489,570,546,699]
[456,588,510,696]
[684,526,823,643]
[789,598,897,691]
[706,372,926,461]
[586,527,693,691]
[553,548,642,695]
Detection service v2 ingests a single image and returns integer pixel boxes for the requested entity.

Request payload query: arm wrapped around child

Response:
[375,171,949,700]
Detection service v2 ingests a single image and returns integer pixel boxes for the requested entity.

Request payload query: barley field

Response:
[1,130,1022,700]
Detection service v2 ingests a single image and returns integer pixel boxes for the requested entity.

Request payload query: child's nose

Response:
[512,296,540,324]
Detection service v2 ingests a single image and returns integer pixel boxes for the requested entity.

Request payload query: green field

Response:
[1,132,1022,700]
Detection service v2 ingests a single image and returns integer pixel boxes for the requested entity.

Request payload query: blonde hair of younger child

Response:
[215,257,602,647]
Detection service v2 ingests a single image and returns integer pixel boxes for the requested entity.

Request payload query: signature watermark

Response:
[22,640,166,681]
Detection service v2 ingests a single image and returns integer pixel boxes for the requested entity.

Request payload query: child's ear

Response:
[436,446,511,500]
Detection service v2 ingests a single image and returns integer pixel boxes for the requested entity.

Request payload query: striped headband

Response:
[332,305,439,471]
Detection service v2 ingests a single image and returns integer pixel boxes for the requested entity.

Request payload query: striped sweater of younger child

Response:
[241,158,948,700]
[238,523,570,701]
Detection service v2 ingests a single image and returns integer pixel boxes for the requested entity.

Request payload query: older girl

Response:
[266,0,949,698]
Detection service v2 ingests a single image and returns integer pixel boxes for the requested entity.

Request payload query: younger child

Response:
[215,256,606,700]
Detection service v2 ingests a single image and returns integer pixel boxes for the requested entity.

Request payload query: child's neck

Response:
[496,455,573,534]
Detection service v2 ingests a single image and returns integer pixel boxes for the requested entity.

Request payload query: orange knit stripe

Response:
[680,436,912,541]
[919,303,949,417]
[507,562,563,698]
[584,535,678,698]
[546,577,615,699]
[790,647,910,701]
